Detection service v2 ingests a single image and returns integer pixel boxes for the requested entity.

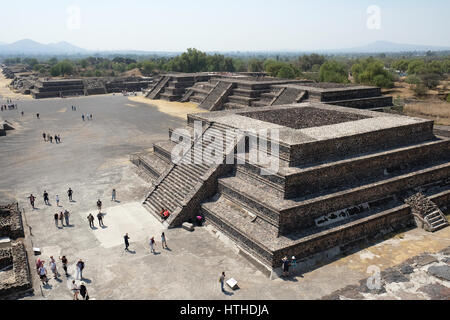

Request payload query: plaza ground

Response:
[0,93,449,300]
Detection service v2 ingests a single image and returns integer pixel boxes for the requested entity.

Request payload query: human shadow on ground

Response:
[126,250,136,255]
[163,247,172,252]
[222,290,234,296]
[100,225,108,229]
[80,278,92,284]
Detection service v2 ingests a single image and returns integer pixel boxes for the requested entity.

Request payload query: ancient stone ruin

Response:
[0,203,32,298]
[145,73,394,111]
[134,102,450,272]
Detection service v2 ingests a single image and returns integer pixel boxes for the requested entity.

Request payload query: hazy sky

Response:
[0,0,448,51]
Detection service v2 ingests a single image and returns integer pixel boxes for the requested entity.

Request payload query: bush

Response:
[351,59,394,88]
[319,61,349,83]
[277,65,297,79]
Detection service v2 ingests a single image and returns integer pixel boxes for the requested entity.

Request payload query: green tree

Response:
[319,61,349,83]
[352,59,394,88]
[277,65,297,79]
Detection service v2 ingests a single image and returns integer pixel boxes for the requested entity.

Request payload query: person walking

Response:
[97,212,104,227]
[43,132,46,141]
[36,113,40,119]
[161,232,167,249]
[43,191,49,205]
[291,256,298,274]
[56,194,60,207]
[82,114,85,121]
[87,214,95,228]
[64,209,70,226]
[54,213,59,228]
[96,199,102,213]
[59,211,64,227]
[79,282,89,300]
[67,188,73,202]
[149,236,155,253]
[49,135,53,143]
[28,194,36,209]
[60,256,69,276]
[76,259,85,280]
[219,272,226,292]
[124,233,130,251]
[72,280,79,300]
[282,256,290,277]
[111,189,116,202]
[39,265,49,285]
[54,134,58,144]
[49,257,58,279]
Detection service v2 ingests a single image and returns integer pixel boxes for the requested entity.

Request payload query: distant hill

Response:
[0,39,87,54]
[332,41,450,53]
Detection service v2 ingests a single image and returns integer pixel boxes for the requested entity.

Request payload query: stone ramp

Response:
[199,81,234,111]
[272,87,306,105]
[405,193,449,232]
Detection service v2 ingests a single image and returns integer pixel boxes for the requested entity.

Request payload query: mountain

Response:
[332,41,450,53]
[0,39,87,54]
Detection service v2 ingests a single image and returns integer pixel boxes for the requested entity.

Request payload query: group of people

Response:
[123,232,168,253]
[42,132,62,144]
[82,114,93,121]
[54,209,71,228]
[71,105,77,111]
[0,103,17,111]
[36,255,89,300]
[281,256,298,277]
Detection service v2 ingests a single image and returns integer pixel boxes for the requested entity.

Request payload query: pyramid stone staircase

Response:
[146,76,170,99]
[405,193,449,232]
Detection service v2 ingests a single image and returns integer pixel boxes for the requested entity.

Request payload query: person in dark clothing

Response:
[97,212,104,227]
[79,282,88,300]
[43,191,49,205]
[54,213,59,228]
[97,199,102,213]
[124,233,130,251]
[87,214,95,228]
[43,133,46,141]
[67,188,73,202]
[60,256,69,276]
[28,194,36,209]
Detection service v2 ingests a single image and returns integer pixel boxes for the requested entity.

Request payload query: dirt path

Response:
[0,69,33,100]
[128,96,206,119]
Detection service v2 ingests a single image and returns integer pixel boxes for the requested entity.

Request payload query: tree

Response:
[248,59,264,72]
[277,65,297,79]
[319,61,349,83]
[351,59,394,88]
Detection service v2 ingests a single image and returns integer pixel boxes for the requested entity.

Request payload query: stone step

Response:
[227,95,257,106]
[153,140,178,162]
[223,102,246,110]
[133,151,172,179]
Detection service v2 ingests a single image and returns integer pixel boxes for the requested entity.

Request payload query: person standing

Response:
[59,211,64,227]
[43,132,46,141]
[56,194,60,207]
[64,209,70,226]
[161,232,167,249]
[282,256,290,277]
[149,236,155,253]
[67,188,73,202]
[49,135,53,143]
[111,189,116,202]
[54,213,59,228]
[79,282,88,300]
[36,113,40,119]
[97,199,102,213]
[28,194,36,209]
[97,212,104,227]
[60,256,69,276]
[124,233,130,251]
[87,214,95,228]
[49,257,58,279]
[72,280,79,300]
[219,272,226,292]
[43,191,49,205]
[39,265,49,285]
[76,259,85,280]
[82,114,85,121]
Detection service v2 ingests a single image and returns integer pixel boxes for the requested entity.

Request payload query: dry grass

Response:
[404,102,450,125]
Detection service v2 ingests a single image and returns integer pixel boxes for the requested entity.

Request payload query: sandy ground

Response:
[0,69,33,100]
[128,96,206,119]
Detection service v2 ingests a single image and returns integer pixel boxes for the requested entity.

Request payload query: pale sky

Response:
[0,0,448,51]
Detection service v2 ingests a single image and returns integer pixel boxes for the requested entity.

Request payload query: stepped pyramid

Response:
[136,102,450,271]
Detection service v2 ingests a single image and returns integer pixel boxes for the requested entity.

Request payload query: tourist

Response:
[60,256,69,276]
[36,113,39,119]
[149,236,155,253]
[111,189,116,201]
[36,258,43,271]
[76,259,85,280]
[38,265,49,285]
[72,280,79,300]
[56,194,60,207]
[97,212,104,227]
[79,281,89,300]
[159,208,165,219]
[124,233,130,251]
[21,111,24,116]
[219,272,226,292]
[57,134,61,143]
[43,133,46,141]
[49,256,58,279]
[162,209,170,221]
[67,188,73,202]
[64,209,70,226]
[161,232,167,249]
[49,135,53,143]
[282,256,290,277]
[87,214,95,228]
[28,194,36,209]
[59,211,64,227]
[97,199,102,213]
[54,212,59,228]
[43,191,49,205]
[54,134,58,144]
[82,114,85,121]
[291,256,297,274]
